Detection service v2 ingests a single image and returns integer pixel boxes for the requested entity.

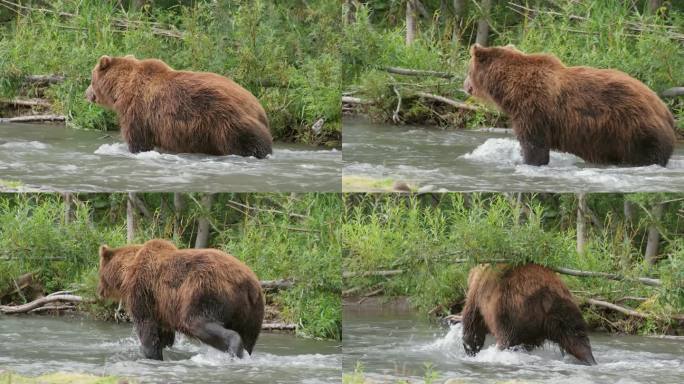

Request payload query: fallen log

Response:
[0,294,82,314]
[23,74,65,85]
[342,96,372,105]
[551,266,662,287]
[29,304,77,313]
[661,87,684,98]
[0,114,65,123]
[343,269,404,278]
[261,322,297,331]
[260,279,295,290]
[0,98,51,108]
[414,92,479,111]
[385,67,460,80]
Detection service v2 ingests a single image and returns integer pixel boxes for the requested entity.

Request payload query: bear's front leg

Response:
[135,320,165,360]
[461,304,487,356]
[122,121,154,154]
[520,141,550,166]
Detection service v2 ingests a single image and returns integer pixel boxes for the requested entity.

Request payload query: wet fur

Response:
[464,45,675,166]
[98,239,265,360]
[86,55,272,158]
[462,264,596,365]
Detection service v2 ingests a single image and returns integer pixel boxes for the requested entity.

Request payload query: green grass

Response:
[0,372,129,384]
[0,193,341,340]
[342,193,684,334]
[0,0,341,146]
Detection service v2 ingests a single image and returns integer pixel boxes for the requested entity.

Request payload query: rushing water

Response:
[343,118,684,192]
[343,305,684,383]
[0,315,341,384]
[0,123,341,192]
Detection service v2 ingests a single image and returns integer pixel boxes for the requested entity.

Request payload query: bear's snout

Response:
[463,76,474,95]
[85,85,97,103]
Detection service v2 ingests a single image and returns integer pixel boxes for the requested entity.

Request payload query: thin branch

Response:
[343,269,404,278]
[552,266,661,287]
[225,200,307,219]
[384,66,460,79]
[392,85,403,124]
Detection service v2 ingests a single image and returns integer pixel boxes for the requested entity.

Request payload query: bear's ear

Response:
[99,245,112,261]
[471,44,495,65]
[98,55,112,71]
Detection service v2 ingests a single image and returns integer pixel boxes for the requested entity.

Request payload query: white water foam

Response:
[0,140,48,149]
[462,138,580,166]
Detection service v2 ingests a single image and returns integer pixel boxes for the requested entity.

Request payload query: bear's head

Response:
[85,55,171,110]
[463,44,521,101]
[97,244,141,300]
[463,44,562,108]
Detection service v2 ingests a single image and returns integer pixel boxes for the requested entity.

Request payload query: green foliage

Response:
[0,193,341,340]
[0,0,341,146]
[343,193,684,334]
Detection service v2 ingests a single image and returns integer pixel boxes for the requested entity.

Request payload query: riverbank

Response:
[342,193,684,336]
[341,1,684,136]
[0,193,342,341]
[0,1,341,147]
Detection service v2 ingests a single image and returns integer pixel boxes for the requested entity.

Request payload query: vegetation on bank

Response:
[0,371,129,384]
[0,0,340,147]
[342,193,684,335]
[342,1,684,134]
[0,193,341,340]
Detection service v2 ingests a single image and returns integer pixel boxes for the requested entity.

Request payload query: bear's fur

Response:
[85,55,272,158]
[463,44,676,166]
[98,239,264,360]
[461,263,596,365]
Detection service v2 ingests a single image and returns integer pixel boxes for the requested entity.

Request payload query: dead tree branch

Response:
[384,66,459,79]
[661,87,684,98]
[0,294,83,314]
[552,266,662,287]
[0,115,65,123]
[414,92,480,111]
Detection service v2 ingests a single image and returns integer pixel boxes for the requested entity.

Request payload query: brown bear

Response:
[461,263,596,365]
[85,55,272,158]
[97,239,264,360]
[463,44,676,167]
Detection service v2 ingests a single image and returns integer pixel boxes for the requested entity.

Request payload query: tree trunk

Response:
[475,0,491,46]
[194,193,215,249]
[127,193,136,243]
[345,0,356,24]
[644,202,664,265]
[406,0,416,46]
[173,192,185,238]
[131,0,146,11]
[647,0,662,14]
[452,0,466,44]
[576,193,587,254]
[621,199,635,270]
[63,193,73,225]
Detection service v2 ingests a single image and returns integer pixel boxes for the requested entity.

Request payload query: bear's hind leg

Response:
[521,142,550,166]
[191,321,245,358]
